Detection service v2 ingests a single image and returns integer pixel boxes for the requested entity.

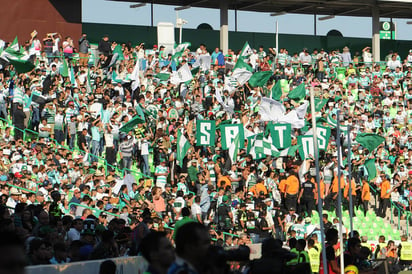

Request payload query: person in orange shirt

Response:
[313,175,324,206]
[344,177,358,215]
[278,169,287,208]
[284,169,300,211]
[361,178,370,217]
[379,174,392,218]
[325,171,345,212]
[217,172,232,191]
[250,178,268,198]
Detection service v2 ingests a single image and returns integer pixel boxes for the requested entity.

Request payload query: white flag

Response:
[228,133,240,164]
[171,63,193,85]
[232,68,253,86]
[193,54,211,71]
[215,88,234,114]
[130,59,140,91]
[259,97,286,122]
[277,101,308,129]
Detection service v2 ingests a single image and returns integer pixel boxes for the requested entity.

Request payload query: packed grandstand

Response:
[1,30,412,274]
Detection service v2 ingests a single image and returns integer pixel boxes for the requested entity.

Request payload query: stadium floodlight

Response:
[318,15,335,21]
[270,11,286,16]
[130,3,146,8]
[175,5,191,11]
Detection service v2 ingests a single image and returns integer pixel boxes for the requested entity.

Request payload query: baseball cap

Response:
[14,172,23,178]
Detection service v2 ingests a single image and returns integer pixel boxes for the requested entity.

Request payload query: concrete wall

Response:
[0,0,82,45]
[83,22,412,58]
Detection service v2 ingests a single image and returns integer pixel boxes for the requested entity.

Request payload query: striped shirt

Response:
[13,88,24,104]
[119,138,134,158]
[65,107,77,123]
[155,165,168,190]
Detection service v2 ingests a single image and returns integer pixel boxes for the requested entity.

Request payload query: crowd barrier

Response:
[26,256,149,274]
[25,244,263,274]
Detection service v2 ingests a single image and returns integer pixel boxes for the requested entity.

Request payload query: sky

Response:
[83,0,412,40]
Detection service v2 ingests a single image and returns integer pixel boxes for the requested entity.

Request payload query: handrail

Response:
[0,117,155,182]
[6,183,37,194]
[68,202,120,218]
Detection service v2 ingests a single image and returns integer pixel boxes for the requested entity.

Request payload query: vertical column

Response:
[372,7,380,62]
[220,0,229,55]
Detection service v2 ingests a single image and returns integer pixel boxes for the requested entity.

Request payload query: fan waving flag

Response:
[228,133,240,164]
[177,130,191,167]
[239,41,253,60]
[61,57,69,77]
[252,134,279,157]
[271,80,282,101]
[288,83,306,101]
[233,57,253,72]
[119,115,145,133]
[130,59,140,91]
[248,71,272,87]
[279,145,301,157]
[364,158,377,180]
[231,68,252,86]
[314,97,329,112]
[355,133,385,153]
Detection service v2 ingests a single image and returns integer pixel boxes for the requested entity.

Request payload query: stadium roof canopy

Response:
[110,0,412,18]
[108,0,412,60]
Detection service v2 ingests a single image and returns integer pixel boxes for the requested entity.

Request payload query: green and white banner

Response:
[196,120,216,146]
[220,124,244,150]
[298,126,331,159]
[316,126,331,150]
[298,135,315,160]
[269,123,292,150]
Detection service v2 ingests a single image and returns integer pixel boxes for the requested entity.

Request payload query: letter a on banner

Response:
[196,120,216,146]
[220,124,244,150]
[298,135,315,160]
[270,123,292,149]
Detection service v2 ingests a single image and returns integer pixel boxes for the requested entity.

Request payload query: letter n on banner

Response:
[196,120,216,146]
[220,124,244,150]
[298,135,315,160]
[270,123,292,150]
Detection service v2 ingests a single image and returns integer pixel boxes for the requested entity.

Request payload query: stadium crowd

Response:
[1,30,412,274]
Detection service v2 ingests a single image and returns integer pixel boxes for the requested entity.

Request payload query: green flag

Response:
[239,41,253,59]
[135,103,145,120]
[70,65,76,86]
[288,83,306,101]
[314,97,328,112]
[112,70,122,83]
[155,73,170,81]
[119,115,145,133]
[233,57,253,72]
[112,45,125,61]
[364,159,377,180]
[191,66,200,76]
[228,133,240,164]
[355,133,385,153]
[177,130,191,167]
[8,58,35,74]
[279,144,301,157]
[271,80,282,101]
[248,71,272,87]
[61,58,69,77]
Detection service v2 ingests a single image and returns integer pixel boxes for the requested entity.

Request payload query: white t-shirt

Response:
[191,203,202,219]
